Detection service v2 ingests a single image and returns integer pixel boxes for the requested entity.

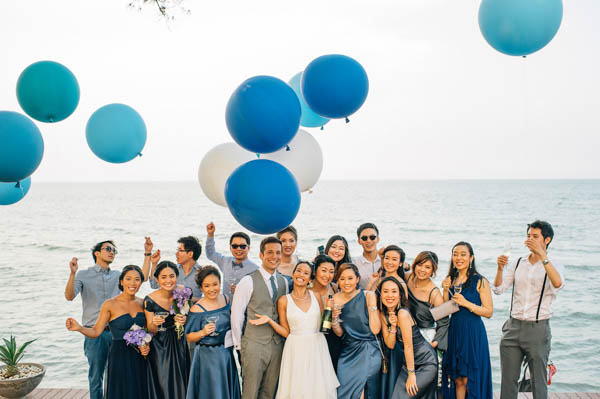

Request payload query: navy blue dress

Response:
[380,323,403,398]
[144,296,191,399]
[391,311,438,399]
[184,299,241,399]
[442,274,493,399]
[105,312,157,399]
[337,290,382,399]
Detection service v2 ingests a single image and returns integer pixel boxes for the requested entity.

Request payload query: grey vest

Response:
[243,270,286,344]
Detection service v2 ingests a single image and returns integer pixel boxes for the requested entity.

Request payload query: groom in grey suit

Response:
[231,236,288,399]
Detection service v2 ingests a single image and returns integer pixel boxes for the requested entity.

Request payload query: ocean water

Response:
[0,180,598,391]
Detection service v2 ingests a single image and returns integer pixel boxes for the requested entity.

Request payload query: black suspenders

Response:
[510,257,548,323]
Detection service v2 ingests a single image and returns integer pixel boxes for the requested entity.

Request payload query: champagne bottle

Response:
[320,295,333,334]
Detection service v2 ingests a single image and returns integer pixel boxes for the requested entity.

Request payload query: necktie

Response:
[269,275,277,303]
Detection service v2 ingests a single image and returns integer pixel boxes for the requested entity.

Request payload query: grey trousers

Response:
[499,318,551,399]
[241,337,283,399]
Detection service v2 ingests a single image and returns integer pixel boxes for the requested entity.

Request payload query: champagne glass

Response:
[206,316,219,336]
[503,241,512,258]
[454,284,462,295]
[333,303,344,323]
[155,311,169,332]
[227,275,236,294]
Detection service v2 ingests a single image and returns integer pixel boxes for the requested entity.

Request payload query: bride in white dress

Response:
[248,260,339,399]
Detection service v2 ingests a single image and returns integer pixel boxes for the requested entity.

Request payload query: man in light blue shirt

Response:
[64,240,120,399]
[147,236,204,300]
[206,222,258,298]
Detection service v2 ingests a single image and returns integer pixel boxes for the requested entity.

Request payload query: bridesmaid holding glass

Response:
[185,266,240,399]
[66,265,157,399]
[144,261,191,399]
[333,263,382,399]
[441,242,493,399]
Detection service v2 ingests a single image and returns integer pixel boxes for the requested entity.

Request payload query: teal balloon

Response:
[0,111,44,182]
[0,177,31,205]
[288,72,329,129]
[479,0,563,57]
[16,61,80,123]
[86,104,147,164]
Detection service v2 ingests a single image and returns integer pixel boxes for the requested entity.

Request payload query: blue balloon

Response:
[479,0,563,57]
[0,111,44,183]
[226,76,301,154]
[302,54,369,119]
[16,61,80,123]
[86,104,147,164]
[0,177,31,206]
[225,159,301,234]
[288,72,329,129]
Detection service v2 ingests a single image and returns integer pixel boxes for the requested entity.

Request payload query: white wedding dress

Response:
[276,291,339,399]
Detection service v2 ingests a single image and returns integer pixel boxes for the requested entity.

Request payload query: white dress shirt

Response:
[230,266,288,349]
[352,254,381,289]
[493,254,565,321]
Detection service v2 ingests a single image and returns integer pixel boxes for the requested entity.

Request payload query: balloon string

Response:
[138,152,143,157]
[286,145,290,151]
[345,117,350,123]
[320,126,324,131]
[256,154,261,158]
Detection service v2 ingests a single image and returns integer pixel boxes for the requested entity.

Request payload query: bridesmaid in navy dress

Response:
[442,242,493,399]
[332,263,382,399]
[144,261,191,399]
[378,276,438,399]
[66,265,157,399]
[185,266,240,399]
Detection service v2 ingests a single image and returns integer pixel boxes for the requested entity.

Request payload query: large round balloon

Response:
[302,54,369,119]
[86,104,147,163]
[225,159,301,234]
[479,0,563,57]
[288,72,329,129]
[263,130,323,192]
[198,143,256,207]
[226,75,301,154]
[0,111,44,182]
[0,177,31,206]
[16,61,80,123]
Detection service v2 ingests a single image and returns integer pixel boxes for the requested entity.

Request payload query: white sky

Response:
[1,0,599,182]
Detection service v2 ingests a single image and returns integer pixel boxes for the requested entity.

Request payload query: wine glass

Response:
[454,284,463,295]
[206,316,219,336]
[333,303,344,323]
[503,241,512,258]
[227,275,236,293]
[155,311,169,332]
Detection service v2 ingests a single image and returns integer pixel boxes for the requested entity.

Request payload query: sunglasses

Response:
[360,235,377,242]
[102,246,118,255]
[231,244,248,250]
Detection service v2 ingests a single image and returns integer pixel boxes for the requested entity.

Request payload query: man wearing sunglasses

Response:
[352,222,382,289]
[206,221,258,297]
[64,240,121,399]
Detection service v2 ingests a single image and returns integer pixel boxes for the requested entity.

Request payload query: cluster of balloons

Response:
[1,60,147,206]
[199,54,369,234]
[479,0,563,57]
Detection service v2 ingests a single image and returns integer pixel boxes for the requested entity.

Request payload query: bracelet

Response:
[144,253,151,256]
[389,329,397,334]
[368,306,378,312]
[407,368,415,373]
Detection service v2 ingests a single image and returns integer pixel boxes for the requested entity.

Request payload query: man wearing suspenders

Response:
[493,220,565,399]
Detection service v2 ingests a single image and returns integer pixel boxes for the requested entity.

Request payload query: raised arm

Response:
[141,237,153,282]
[381,311,398,349]
[66,300,112,338]
[366,291,381,335]
[65,258,81,301]
[452,278,493,318]
[205,222,226,266]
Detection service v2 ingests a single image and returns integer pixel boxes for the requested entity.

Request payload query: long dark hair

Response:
[325,235,352,272]
[376,276,409,315]
[380,245,406,281]
[447,241,480,289]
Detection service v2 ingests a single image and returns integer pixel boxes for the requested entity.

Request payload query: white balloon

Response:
[198,143,256,207]
[263,130,323,192]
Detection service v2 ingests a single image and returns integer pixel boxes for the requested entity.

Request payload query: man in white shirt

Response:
[352,222,381,289]
[493,220,565,399]
[230,236,287,399]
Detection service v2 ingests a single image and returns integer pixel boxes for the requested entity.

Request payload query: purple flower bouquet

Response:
[170,286,193,339]
[123,324,153,356]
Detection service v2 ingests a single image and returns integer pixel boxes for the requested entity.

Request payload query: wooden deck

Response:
[2,389,598,399]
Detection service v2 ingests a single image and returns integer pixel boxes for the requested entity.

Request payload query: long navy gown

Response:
[336,290,382,399]
[144,296,191,399]
[391,310,438,399]
[184,299,241,399]
[105,312,157,399]
[442,274,493,399]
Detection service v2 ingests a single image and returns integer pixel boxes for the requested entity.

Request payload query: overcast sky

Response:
[1,0,599,182]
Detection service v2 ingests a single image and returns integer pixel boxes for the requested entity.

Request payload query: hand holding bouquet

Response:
[170,286,193,339]
[123,324,153,356]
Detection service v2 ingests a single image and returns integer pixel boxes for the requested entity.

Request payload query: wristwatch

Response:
[145,253,152,257]
[542,258,550,265]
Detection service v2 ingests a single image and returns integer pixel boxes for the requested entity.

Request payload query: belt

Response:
[509,317,550,325]
[85,325,111,332]
[197,342,224,348]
